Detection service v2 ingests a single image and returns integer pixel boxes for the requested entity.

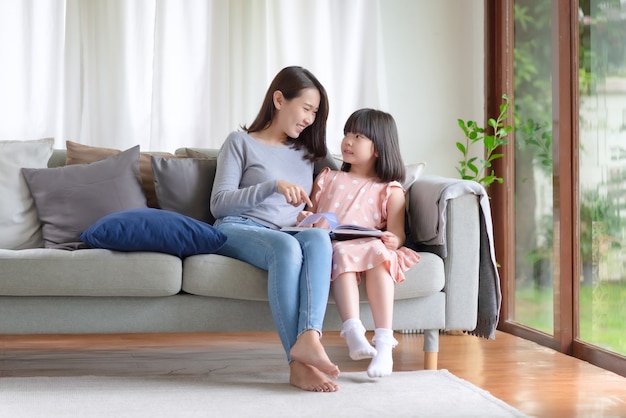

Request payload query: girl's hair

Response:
[342,108,406,183]
[243,66,329,162]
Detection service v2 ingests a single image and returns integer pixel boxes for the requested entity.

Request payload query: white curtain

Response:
[0,0,386,154]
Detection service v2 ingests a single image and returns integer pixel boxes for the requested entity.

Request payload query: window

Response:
[487,0,626,377]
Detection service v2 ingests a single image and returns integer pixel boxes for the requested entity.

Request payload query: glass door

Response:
[578,0,626,357]
[512,1,555,336]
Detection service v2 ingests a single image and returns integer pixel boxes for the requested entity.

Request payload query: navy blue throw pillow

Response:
[80,208,227,258]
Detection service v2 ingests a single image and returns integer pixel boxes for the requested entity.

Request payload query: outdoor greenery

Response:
[512,0,625,360]
[580,189,623,264]
[516,282,626,355]
[524,189,623,287]
[512,0,554,290]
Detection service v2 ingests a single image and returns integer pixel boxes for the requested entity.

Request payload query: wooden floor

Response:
[1,330,625,417]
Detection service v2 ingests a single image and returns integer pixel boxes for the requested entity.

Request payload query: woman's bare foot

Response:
[290,330,340,379]
[289,361,339,392]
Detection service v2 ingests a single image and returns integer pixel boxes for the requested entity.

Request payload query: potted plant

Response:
[455,94,513,188]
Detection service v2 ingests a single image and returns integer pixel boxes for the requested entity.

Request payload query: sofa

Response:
[0,138,484,370]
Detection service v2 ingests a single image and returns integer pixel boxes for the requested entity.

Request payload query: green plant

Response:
[456,94,513,187]
[516,115,553,172]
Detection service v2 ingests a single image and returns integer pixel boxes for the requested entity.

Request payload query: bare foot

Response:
[289,361,339,392]
[290,330,340,379]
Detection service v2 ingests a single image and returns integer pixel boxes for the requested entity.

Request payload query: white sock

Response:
[367,328,398,378]
[340,318,377,360]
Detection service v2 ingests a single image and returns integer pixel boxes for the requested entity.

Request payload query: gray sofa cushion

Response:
[21,146,147,250]
[0,248,182,297]
[151,156,217,224]
[394,252,445,300]
[182,254,268,301]
[181,252,444,302]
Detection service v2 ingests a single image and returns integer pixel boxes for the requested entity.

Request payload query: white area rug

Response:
[0,369,526,417]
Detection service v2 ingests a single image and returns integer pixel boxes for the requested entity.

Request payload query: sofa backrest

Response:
[49,148,339,173]
[48,150,68,168]
[46,148,339,226]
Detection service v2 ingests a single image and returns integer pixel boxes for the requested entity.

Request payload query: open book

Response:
[281,212,383,240]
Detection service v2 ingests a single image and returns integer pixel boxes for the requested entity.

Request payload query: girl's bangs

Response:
[344,111,376,139]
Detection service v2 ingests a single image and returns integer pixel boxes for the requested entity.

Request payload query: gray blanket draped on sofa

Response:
[409,175,502,339]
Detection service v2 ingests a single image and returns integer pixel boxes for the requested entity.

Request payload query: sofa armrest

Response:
[407,177,480,331]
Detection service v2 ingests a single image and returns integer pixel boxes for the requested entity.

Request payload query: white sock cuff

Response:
[340,318,365,337]
[372,328,398,347]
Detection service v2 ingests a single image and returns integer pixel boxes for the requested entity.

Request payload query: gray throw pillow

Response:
[22,145,147,249]
[151,155,217,224]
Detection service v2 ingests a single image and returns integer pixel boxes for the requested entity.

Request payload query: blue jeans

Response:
[213,216,332,362]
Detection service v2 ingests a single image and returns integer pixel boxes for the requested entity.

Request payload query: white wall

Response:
[379,0,484,177]
[236,0,485,179]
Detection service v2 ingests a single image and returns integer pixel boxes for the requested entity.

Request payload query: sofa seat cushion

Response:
[181,251,444,302]
[0,249,182,297]
[182,254,268,301]
[394,252,445,299]
[330,251,446,303]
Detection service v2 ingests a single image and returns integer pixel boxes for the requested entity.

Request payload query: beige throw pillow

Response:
[0,138,54,249]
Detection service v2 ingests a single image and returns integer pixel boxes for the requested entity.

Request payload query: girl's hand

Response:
[380,231,401,250]
[297,210,314,223]
[277,180,313,207]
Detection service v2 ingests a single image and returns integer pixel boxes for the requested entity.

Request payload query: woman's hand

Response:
[277,180,313,207]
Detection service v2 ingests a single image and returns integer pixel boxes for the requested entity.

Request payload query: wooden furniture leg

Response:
[424,351,438,370]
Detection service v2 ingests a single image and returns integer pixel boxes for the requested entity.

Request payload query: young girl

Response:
[300,108,420,378]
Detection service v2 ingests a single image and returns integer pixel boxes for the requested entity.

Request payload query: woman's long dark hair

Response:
[244,66,329,162]
[342,108,405,183]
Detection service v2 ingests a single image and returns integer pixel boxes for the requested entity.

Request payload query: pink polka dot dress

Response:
[313,168,420,283]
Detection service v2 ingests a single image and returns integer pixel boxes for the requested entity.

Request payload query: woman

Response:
[210,66,339,392]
